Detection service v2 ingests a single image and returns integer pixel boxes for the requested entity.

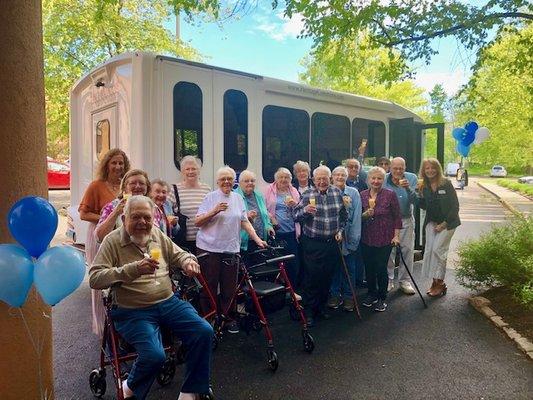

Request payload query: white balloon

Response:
[474,127,490,144]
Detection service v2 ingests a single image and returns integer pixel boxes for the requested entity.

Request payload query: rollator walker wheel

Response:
[266,349,279,372]
[156,355,176,386]
[89,368,107,397]
[302,331,315,353]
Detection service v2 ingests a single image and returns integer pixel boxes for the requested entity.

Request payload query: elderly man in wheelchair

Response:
[90,195,213,400]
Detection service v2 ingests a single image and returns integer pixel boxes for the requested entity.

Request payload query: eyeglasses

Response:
[378,162,390,166]
[218,177,234,182]
[242,179,256,183]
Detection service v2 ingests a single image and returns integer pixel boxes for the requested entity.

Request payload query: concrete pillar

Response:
[0,1,54,399]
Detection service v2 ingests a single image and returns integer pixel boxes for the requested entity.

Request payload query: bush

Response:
[456,216,533,308]
[497,179,533,196]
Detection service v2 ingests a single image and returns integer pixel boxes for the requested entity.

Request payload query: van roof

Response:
[72,51,424,123]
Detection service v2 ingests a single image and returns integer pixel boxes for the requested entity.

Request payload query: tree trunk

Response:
[0,1,54,399]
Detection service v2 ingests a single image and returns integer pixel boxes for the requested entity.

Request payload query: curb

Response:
[476,182,523,217]
[469,296,533,360]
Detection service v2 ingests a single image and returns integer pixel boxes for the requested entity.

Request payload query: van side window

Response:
[262,105,310,183]
[174,82,203,169]
[311,112,350,169]
[352,118,386,163]
[224,90,248,173]
[96,119,110,161]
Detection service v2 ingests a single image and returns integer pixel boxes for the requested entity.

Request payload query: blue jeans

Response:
[110,296,213,399]
[330,248,365,298]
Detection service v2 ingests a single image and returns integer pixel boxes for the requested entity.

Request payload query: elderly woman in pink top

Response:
[264,167,301,287]
[195,166,266,334]
[360,166,401,313]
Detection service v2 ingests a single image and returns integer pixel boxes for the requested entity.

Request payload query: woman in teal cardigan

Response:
[235,170,275,251]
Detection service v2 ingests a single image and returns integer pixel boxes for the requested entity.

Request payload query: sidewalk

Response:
[475,180,532,217]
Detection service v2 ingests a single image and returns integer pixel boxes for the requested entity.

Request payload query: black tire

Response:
[156,356,176,386]
[89,369,106,398]
[289,304,301,321]
[302,331,315,353]
[267,349,279,372]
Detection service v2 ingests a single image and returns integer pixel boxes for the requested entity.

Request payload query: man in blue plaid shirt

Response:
[294,165,347,326]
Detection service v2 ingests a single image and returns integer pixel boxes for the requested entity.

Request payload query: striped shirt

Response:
[169,182,211,242]
[294,186,347,240]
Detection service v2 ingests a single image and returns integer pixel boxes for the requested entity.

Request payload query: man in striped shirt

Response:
[294,165,347,326]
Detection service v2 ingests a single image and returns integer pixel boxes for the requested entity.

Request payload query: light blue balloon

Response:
[0,244,34,307]
[8,196,58,258]
[456,141,471,157]
[452,127,466,141]
[34,246,85,306]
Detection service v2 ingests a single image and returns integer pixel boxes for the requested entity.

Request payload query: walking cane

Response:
[396,244,427,308]
[336,242,362,320]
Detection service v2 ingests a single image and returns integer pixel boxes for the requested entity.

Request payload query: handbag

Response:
[172,184,189,246]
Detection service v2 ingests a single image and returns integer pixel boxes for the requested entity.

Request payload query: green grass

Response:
[497,179,533,196]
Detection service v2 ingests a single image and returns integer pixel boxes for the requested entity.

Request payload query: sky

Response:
[175,4,479,97]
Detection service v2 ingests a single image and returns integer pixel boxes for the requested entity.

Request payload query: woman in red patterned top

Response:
[360,166,402,312]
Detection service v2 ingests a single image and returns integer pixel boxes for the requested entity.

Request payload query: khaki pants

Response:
[421,222,455,280]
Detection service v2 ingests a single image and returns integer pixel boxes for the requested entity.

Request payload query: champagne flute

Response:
[149,247,161,285]
[309,195,316,207]
[368,198,376,209]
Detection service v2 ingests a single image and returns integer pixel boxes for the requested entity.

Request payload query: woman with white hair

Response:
[293,160,314,194]
[234,170,275,251]
[264,167,301,287]
[360,166,401,312]
[195,166,266,334]
[171,155,211,253]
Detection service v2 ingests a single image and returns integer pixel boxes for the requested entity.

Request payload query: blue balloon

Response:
[462,129,476,146]
[456,141,471,157]
[452,127,466,141]
[0,245,34,307]
[8,196,58,258]
[34,246,85,306]
[464,121,479,135]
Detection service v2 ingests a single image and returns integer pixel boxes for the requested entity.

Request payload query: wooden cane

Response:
[337,242,362,320]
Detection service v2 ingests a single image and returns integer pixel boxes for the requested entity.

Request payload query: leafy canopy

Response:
[278,0,532,73]
[43,0,208,158]
[454,24,533,173]
[299,34,428,113]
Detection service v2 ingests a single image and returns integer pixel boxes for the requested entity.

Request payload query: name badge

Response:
[438,189,446,194]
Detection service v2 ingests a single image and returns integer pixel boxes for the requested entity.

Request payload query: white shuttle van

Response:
[68,52,436,246]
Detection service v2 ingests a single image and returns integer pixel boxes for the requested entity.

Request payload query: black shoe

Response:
[374,299,387,312]
[362,295,378,308]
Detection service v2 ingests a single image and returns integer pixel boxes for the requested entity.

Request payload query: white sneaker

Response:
[399,281,416,295]
[387,279,394,292]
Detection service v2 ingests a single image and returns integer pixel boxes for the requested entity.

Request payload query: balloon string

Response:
[19,308,49,399]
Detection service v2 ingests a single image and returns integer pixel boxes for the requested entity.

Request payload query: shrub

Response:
[456,216,533,308]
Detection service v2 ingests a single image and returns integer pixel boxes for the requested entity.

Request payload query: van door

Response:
[91,105,118,176]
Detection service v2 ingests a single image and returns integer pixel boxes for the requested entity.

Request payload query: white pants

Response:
[422,222,456,280]
[388,217,414,283]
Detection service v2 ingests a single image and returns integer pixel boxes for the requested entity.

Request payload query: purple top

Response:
[360,188,402,247]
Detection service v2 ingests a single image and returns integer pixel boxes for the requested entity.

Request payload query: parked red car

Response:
[48,158,70,189]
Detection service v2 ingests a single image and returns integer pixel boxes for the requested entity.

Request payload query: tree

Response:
[299,34,428,114]
[43,0,206,159]
[429,84,448,123]
[278,0,532,75]
[454,24,533,173]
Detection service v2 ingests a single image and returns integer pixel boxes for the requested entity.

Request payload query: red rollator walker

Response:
[88,268,217,400]
[210,244,315,372]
